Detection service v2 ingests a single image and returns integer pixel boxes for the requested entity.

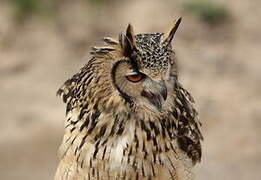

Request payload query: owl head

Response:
[111,18,182,111]
[58,18,182,114]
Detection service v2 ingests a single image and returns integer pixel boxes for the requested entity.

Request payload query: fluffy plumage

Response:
[55,17,203,180]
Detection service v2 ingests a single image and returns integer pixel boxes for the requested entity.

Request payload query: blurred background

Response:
[0,0,261,179]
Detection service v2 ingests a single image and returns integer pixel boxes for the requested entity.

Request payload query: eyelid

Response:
[126,71,139,76]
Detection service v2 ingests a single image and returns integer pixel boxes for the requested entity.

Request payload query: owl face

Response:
[112,58,168,112]
[112,18,181,111]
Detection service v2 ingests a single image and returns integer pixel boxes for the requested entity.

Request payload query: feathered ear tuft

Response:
[119,24,137,57]
[163,17,182,46]
[126,24,136,48]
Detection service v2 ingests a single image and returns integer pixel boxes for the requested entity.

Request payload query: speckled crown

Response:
[135,33,171,75]
[121,17,182,76]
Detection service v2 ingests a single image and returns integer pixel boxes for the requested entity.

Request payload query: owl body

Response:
[55,18,202,180]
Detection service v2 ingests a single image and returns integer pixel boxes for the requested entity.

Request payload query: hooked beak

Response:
[159,80,168,100]
[141,80,168,110]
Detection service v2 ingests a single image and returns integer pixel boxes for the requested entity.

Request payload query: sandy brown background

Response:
[1,0,261,179]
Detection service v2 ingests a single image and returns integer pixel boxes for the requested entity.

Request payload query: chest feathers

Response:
[56,105,194,180]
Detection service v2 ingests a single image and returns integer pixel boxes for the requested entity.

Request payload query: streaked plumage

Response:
[55,17,203,180]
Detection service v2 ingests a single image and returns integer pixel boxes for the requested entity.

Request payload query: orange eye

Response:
[126,72,144,83]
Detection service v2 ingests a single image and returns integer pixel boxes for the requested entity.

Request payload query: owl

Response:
[55,17,203,180]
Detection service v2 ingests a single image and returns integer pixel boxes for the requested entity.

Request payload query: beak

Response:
[141,90,162,110]
[141,80,168,111]
[159,80,168,100]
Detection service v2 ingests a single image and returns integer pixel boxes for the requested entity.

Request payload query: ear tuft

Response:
[163,17,182,46]
[119,24,137,57]
[126,24,136,47]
